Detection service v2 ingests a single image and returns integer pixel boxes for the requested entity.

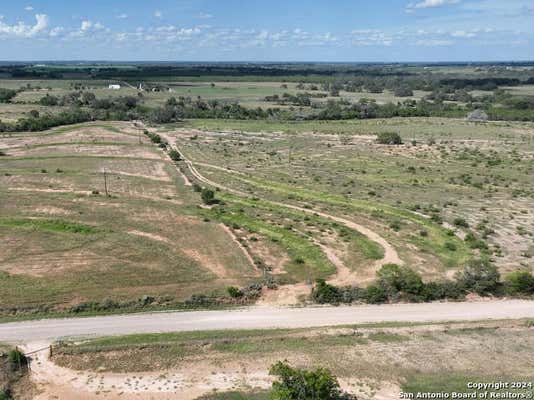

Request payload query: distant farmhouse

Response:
[108,84,121,90]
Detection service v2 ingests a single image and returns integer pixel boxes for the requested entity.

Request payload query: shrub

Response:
[453,217,469,228]
[168,149,182,161]
[0,389,12,400]
[455,259,501,295]
[227,286,243,298]
[376,264,424,298]
[444,242,457,251]
[311,279,342,304]
[7,349,27,371]
[365,284,388,304]
[421,281,465,301]
[505,271,534,295]
[376,132,402,145]
[270,361,355,400]
[201,188,216,205]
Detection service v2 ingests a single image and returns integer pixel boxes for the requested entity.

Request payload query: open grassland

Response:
[163,117,534,277]
[52,319,534,399]
[0,122,261,314]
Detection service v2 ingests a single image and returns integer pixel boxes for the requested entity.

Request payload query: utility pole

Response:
[103,168,109,197]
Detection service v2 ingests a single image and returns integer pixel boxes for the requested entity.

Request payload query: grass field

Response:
[160,118,534,281]
[2,117,533,314]
[0,122,262,313]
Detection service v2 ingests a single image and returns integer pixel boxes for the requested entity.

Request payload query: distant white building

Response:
[108,84,121,90]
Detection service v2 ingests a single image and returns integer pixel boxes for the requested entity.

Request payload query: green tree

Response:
[270,361,355,400]
[168,149,182,161]
[201,188,216,205]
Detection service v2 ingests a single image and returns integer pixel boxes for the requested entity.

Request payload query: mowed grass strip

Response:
[0,217,102,234]
[207,208,336,280]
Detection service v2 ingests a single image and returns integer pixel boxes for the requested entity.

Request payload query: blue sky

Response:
[0,0,532,61]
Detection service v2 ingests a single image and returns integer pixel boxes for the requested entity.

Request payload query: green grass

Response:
[207,206,336,281]
[218,193,385,263]
[0,217,102,234]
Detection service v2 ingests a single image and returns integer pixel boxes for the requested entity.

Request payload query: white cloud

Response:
[197,12,213,19]
[154,10,162,18]
[416,38,454,46]
[0,13,49,38]
[451,30,477,38]
[49,26,65,37]
[116,14,128,20]
[80,20,93,31]
[352,29,394,46]
[24,5,34,11]
[406,0,460,10]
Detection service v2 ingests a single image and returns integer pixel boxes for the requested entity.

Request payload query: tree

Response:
[39,94,59,106]
[394,86,414,97]
[376,132,402,145]
[201,188,216,205]
[168,149,182,161]
[270,361,355,400]
[0,88,17,103]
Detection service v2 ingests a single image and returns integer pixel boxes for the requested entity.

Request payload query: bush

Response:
[227,286,243,298]
[376,132,402,145]
[168,149,182,161]
[7,349,27,371]
[421,281,465,301]
[365,284,387,304]
[455,259,501,295]
[201,188,216,205]
[311,279,342,304]
[444,242,457,251]
[0,389,12,400]
[453,217,469,228]
[270,361,356,400]
[376,263,424,299]
[505,271,534,295]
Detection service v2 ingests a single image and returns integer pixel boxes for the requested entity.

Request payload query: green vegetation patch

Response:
[0,218,102,234]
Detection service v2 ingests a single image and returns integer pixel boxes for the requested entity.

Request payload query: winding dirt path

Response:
[157,130,402,302]
[159,132,401,263]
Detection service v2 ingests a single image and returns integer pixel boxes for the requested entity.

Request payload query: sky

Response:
[0,0,533,62]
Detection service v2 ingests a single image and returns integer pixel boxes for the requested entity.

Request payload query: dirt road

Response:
[158,131,402,268]
[2,300,534,344]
